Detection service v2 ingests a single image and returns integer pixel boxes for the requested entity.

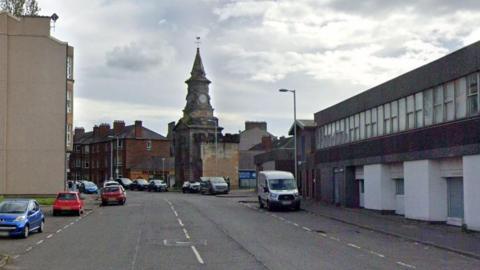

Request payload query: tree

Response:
[1,0,40,16]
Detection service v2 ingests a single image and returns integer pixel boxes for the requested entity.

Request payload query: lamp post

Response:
[279,89,297,185]
[207,119,218,176]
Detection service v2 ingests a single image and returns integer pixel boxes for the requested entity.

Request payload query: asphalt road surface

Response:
[3,191,480,270]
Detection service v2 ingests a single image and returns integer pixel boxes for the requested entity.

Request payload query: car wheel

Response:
[38,220,45,233]
[76,209,81,216]
[266,200,273,211]
[22,225,29,238]
[53,210,58,216]
[101,201,107,206]
[294,202,301,211]
[258,197,264,208]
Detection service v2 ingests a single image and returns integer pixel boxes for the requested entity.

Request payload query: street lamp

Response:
[108,135,119,179]
[278,88,298,186]
[206,119,218,176]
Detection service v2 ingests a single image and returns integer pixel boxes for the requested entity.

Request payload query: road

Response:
[2,191,480,270]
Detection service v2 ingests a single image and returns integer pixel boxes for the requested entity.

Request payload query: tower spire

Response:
[186,37,210,83]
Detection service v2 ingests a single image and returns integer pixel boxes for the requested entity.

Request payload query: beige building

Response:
[0,12,74,195]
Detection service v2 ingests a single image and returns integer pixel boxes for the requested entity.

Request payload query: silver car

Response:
[200,177,229,195]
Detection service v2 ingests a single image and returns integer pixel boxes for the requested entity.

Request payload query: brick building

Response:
[254,136,295,178]
[69,120,171,185]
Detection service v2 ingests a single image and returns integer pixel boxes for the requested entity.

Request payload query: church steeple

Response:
[185,48,211,84]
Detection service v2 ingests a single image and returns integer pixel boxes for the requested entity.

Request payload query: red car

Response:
[101,185,126,205]
[53,192,84,216]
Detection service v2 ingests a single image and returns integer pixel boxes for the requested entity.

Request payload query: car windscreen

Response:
[268,178,297,190]
[210,178,226,183]
[138,180,148,184]
[84,182,96,187]
[151,180,164,185]
[57,193,77,200]
[103,186,120,193]
[120,178,132,185]
[0,201,28,213]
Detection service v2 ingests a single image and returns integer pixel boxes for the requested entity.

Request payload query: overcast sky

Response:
[38,0,480,137]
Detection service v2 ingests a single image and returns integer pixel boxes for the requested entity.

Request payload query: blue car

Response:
[0,199,45,238]
[82,181,98,194]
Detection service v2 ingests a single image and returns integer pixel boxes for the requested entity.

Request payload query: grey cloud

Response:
[105,42,162,72]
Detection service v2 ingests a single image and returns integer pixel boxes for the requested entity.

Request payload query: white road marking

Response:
[12,255,20,259]
[292,223,299,227]
[46,234,53,239]
[302,226,312,232]
[178,218,184,227]
[329,236,340,241]
[36,240,44,245]
[318,233,327,237]
[183,228,191,239]
[130,224,143,270]
[347,243,361,249]
[63,225,69,229]
[396,261,416,269]
[191,245,205,264]
[173,210,178,217]
[369,251,385,258]
[69,222,75,225]
[278,217,285,221]
[56,229,62,233]
[25,247,33,252]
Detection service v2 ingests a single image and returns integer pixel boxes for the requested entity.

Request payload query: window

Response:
[75,145,81,152]
[75,159,81,168]
[434,86,444,124]
[391,101,398,133]
[349,116,355,142]
[66,124,72,147]
[378,105,384,136]
[395,179,404,195]
[399,98,406,131]
[83,160,89,168]
[146,140,152,151]
[67,56,73,80]
[354,114,360,140]
[359,112,365,140]
[455,77,467,119]
[365,110,371,138]
[84,145,90,154]
[344,119,350,143]
[444,82,455,121]
[415,92,423,127]
[467,73,478,116]
[384,103,391,134]
[67,91,72,113]
[117,139,123,149]
[406,95,415,129]
[424,89,433,126]
[371,107,378,137]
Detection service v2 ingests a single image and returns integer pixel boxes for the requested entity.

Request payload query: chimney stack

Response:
[245,121,267,131]
[99,123,110,137]
[135,120,143,138]
[113,120,125,135]
[93,125,99,136]
[261,136,273,151]
[74,127,85,137]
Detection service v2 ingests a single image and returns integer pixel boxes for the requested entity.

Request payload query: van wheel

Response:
[258,197,264,208]
[266,200,272,211]
[294,203,301,211]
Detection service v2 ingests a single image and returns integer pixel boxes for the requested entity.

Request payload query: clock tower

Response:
[173,46,222,183]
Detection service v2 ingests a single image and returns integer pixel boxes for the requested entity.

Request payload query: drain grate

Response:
[315,230,326,234]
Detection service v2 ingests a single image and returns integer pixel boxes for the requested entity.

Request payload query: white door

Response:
[358,180,364,208]
[447,177,464,226]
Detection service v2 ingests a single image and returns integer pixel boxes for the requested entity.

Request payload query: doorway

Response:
[447,177,464,226]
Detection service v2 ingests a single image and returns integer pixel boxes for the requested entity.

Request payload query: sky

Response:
[37,0,480,137]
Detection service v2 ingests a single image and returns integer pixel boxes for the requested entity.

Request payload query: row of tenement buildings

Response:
[255,42,480,231]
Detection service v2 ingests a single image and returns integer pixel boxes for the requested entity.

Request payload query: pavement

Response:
[0,191,479,269]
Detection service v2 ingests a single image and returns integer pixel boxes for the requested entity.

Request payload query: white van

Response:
[257,170,300,211]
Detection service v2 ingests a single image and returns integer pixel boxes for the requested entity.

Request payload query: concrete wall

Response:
[463,154,480,231]
[404,160,447,221]
[0,13,68,195]
[239,127,271,151]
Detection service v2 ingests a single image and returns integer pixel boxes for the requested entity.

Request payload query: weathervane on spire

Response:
[195,36,201,49]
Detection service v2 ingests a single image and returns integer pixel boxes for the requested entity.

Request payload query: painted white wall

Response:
[404,160,447,221]
[364,164,396,211]
[390,163,403,179]
[463,154,480,231]
[355,166,364,179]
[440,157,463,178]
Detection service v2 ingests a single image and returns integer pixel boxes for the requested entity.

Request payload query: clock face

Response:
[198,94,207,104]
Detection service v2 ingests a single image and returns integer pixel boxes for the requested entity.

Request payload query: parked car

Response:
[101,185,126,205]
[257,170,300,211]
[182,181,201,193]
[0,199,44,238]
[147,179,168,192]
[53,192,84,216]
[103,180,120,188]
[130,179,149,191]
[81,181,99,194]
[115,178,133,189]
[200,177,229,195]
